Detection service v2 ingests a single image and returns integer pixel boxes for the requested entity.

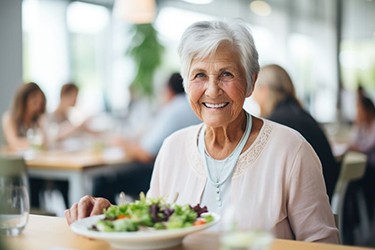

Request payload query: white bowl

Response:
[70,213,220,249]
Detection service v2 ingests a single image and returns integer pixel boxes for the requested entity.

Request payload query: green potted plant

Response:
[126,23,164,98]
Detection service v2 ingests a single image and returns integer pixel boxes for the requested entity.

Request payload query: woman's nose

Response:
[205,78,221,97]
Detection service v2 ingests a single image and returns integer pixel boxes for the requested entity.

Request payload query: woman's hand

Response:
[64,195,112,225]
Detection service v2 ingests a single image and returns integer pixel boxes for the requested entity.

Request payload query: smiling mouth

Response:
[203,102,229,109]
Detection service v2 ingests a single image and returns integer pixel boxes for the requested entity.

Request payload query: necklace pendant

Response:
[217,194,222,207]
[216,185,221,203]
[216,194,221,202]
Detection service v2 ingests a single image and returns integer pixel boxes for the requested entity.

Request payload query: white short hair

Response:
[178,19,260,95]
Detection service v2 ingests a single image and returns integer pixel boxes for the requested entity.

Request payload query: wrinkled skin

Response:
[64,195,111,225]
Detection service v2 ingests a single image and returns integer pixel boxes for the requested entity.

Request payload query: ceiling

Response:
[71,0,375,39]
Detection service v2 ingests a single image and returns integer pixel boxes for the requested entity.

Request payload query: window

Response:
[22,0,111,116]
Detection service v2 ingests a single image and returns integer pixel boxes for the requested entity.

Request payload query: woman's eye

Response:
[195,73,205,79]
[221,71,234,79]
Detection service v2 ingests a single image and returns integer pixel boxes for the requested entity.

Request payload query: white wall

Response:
[0,0,23,145]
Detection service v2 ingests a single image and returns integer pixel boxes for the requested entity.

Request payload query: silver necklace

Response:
[198,112,252,207]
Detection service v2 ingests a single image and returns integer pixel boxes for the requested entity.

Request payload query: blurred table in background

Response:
[1,146,128,206]
[323,122,352,162]
[332,142,349,162]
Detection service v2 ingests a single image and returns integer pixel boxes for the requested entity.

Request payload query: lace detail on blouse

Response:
[233,122,273,178]
[191,120,273,179]
[191,126,207,178]
[191,151,206,178]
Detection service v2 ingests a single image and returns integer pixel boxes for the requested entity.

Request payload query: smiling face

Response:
[186,43,249,128]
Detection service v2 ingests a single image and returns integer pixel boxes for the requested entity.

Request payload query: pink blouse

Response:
[148,118,339,243]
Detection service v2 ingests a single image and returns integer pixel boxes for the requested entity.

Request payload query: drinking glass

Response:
[220,205,274,250]
[0,184,30,236]
[221,230,274,250]
[26,127,43,150]
[0,156,30,237]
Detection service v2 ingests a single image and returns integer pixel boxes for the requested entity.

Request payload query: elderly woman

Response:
[65,20,339,243]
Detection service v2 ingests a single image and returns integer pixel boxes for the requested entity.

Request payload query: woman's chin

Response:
[202,117,230,128]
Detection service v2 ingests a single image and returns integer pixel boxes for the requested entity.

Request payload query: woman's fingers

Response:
[64,202,78,225]
[78,195,95,220]
[90,197,111,216]
[64,196,112,225]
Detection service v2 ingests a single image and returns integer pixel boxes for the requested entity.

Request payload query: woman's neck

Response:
[204,111,247,160]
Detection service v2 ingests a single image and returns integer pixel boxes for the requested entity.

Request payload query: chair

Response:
[331,151,367,243]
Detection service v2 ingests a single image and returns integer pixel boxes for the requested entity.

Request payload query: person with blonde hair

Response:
[252,64,339,201]
[252,64,300,117]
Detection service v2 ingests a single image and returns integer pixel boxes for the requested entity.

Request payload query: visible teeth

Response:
[204,103,227,108]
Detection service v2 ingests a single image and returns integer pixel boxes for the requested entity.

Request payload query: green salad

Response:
[91,194,214,232]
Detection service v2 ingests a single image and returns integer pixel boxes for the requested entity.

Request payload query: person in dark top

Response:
[252,64,339,201]
[347,89,375,245]
[93,72,200,202]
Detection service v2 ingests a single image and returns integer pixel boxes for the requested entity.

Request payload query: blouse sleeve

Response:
[286,141,339,243]
[146,147,163,198]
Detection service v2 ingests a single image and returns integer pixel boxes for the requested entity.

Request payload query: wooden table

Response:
[28,148,129,206]
[2,215,372,250]
[1,147,129,206]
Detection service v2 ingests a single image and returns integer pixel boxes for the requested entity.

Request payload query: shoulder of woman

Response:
[264,118,306,143]
[159,124,202,154]
[163,124,201,144]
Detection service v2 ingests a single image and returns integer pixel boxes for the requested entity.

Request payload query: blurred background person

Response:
[112,73,200,163]
[1,82,49,211]
[48,82,98,144]
[52,82,78,124]
[348,86,375,166]
[347,87,375,243]
[2,82,46,150]
[42,82,102,215]
[94,72,201,202]
[252,64,339,201]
